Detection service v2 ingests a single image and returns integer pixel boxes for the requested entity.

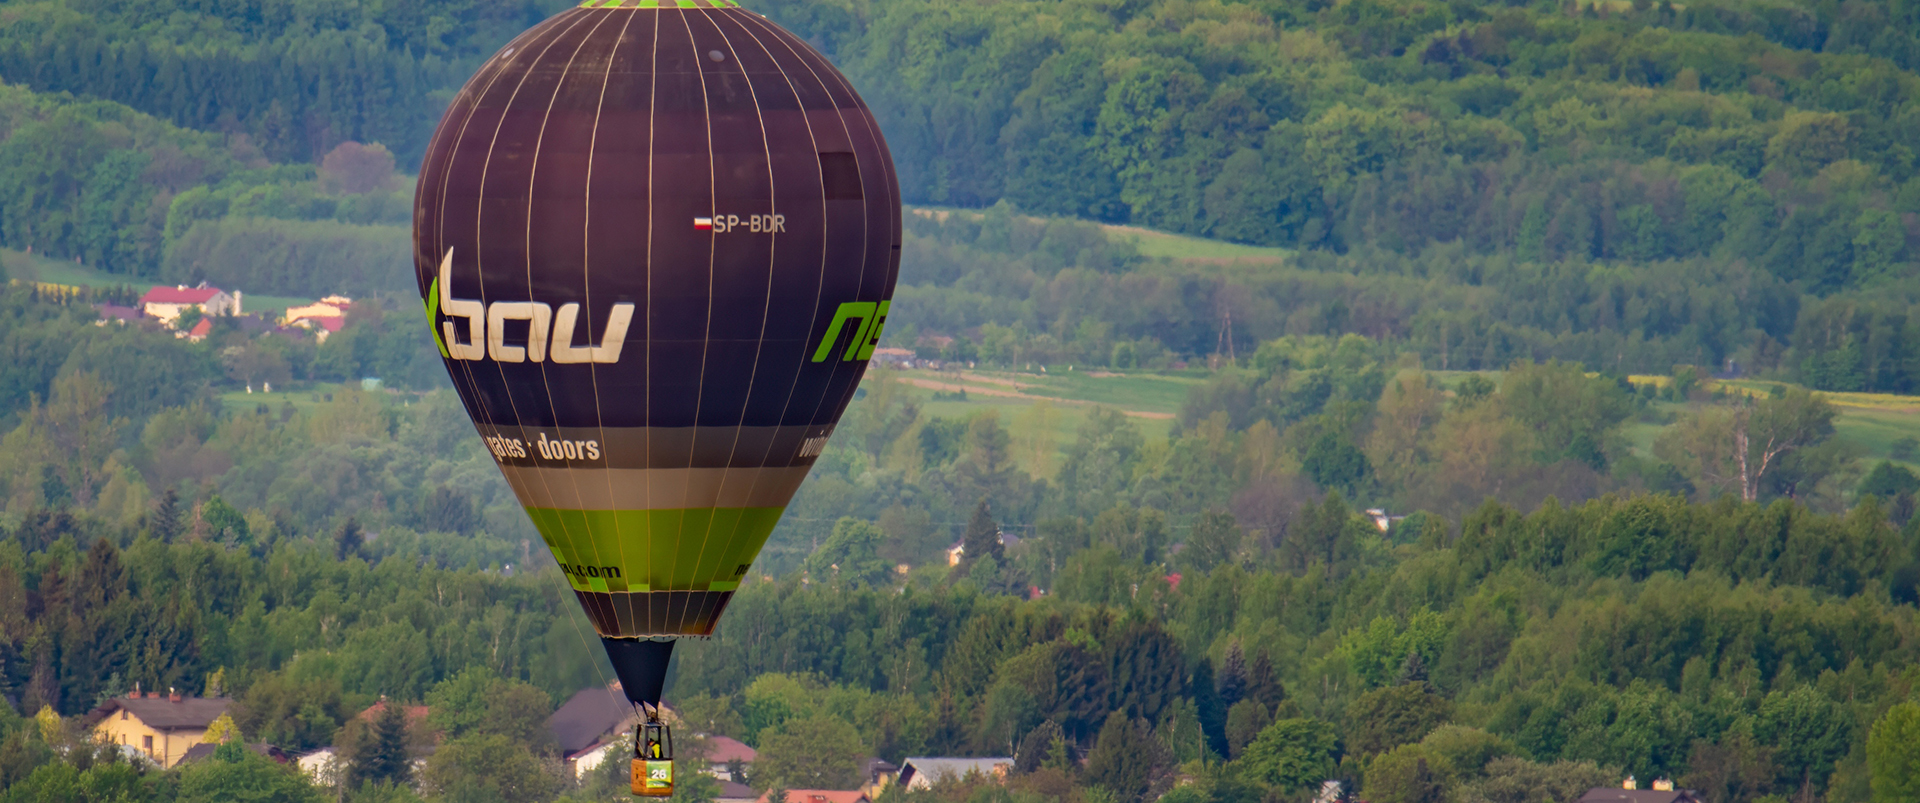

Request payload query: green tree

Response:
[1181,510,1243,574]
[751,714,864,792]
[1366,743,1449,803]
[232,671,348,752]
[1225,700,1273,759]
[1655,388,1838,501]
[1860,462,1920,500]
[1462,757,1615,803]
[1756,687,1850,794]
[1868,702,1920,803]
[176,740,325,803]
[1084,712,1173,803]
[803,517,891,588]
[1347,684,1454,758]
[1238,718,1339,793]
[958,499,1003,572]
[421,733,558,803]
[349,702,412,789]
[1106,620,1184,723]
[1303,429,1371,496]
[1500,361,1632,470]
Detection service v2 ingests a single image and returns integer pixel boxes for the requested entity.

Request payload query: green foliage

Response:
[804,517,892,588]
[1346,684,1455,758]
[1417,726,1518,780]
[350,703,413,790]
[231,666,348,753]
[419,732,559,803]
[1083,713,1172,803]
[752,715,866,792]
[164,217,410,298]
[175,742,324,803]
[1859,462,1920,499]
[1237,718,1339,792]
[1366,743,1449,803]
[424,666,554,751]
[1458,757,1615,803]
[1869,702,1920,803]
[1755,687,1851,794]
[1224,700,1273,760]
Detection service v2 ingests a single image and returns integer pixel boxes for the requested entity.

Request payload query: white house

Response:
[295,747,340,786]
[897,757,1013,790]
[139,284,240,324]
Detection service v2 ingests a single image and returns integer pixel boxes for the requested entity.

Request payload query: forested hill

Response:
[0,0,565,165]
[3,0,1916,284]
[0,0,1913,396]
[796,0,1920,278]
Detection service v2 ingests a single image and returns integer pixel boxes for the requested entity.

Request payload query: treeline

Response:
[0,0,566,165]
[893,206,1920,395]
[656,489,1920,803]
[0,285,1915,802]
[0,83,413,290]
[795,0,1920,287]
[3,458,1918,803]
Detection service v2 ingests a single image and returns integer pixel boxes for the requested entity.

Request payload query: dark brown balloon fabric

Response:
[412,0,900,640]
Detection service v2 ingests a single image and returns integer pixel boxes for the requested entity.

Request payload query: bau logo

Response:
[426,249,891,367]
[427,249,634,364]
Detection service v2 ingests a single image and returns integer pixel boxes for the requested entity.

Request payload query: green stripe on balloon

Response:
[524,506,784,596]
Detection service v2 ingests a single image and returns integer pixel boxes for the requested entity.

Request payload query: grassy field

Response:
[871,366,1203,477]
[1,249,132,289]
[878,365,1920,480]
[1712,379,1920,468]
[3,248,313,320]
[906,205,1290,264]
[1098,224,1291,262]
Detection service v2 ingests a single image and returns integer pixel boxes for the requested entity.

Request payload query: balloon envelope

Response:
[413,0,899,700]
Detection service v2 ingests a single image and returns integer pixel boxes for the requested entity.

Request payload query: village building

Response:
[139,284,240,324]
[284,295,353,342]
[945,532,1019,566]
[284,296,351,326]
[861,757,901,798]
[714,779,758,803]
[706,734,756,780]
[94,303,141,325]
[176,742,289,765]
[295,746,341,786]
[86,689,232,769]
[548,683,638,780]
[869,346,916,369]
[897,757,1013,790]
[1578,778,1705,803]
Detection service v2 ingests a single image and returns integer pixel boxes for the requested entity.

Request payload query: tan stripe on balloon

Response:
[496,464,811,510]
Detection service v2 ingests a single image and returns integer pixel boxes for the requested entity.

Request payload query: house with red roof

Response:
[285,295,353,342]
[140,283,240,324]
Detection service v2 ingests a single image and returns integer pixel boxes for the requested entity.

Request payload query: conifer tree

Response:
[1191,657,1228,758]
[961,499,1002,568]
[1246,652,1286,710]
[1218,641,1248,708]
[151,489,181,542]
[334,517,363,561]
[354,701,411,788]
[1016,720,1064,773]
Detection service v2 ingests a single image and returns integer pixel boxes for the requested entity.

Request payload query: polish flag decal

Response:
[693,217,713,230]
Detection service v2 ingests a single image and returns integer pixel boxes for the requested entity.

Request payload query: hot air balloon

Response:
[413,1,898,793]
